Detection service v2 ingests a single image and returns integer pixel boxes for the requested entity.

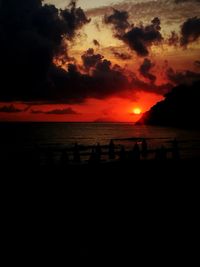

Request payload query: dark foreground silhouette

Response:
[0,137,197,170]
[137,80,200,129]
[0,139,170,165]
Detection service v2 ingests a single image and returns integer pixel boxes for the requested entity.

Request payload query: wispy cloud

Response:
[31,107,80,115]
[87,0,200,28]
[0,105,30,113]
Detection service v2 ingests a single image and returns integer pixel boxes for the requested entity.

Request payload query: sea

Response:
[0,122,199,162]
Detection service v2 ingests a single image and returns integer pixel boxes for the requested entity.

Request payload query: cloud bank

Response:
[0,0,199,106]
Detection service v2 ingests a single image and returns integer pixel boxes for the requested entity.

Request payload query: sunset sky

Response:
[0,0,200,122]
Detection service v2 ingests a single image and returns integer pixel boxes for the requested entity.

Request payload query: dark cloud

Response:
[0,32,173,105]
[180,17,200,46]
[112,51,132,60]
[104,10,163,57]
[175,0,200,3]
[164,17,200,47]
[60,1,91,40]
[31,107,80,115]
[48,55,171,102]
[44,60,131,103]
[81,48,103,70]
[0,0,186,105]
[91,60,131,98]
[122,17,163,56]
[166,68,200,84]
[139,58,156,83]
[104,9,130,36]
[2,1,149,104]
[168,31,179,46]
[0,105,23,113]
[93,39,100,47]
[131,77,172,95]
[0,0,90,103]
[87,0,200,29]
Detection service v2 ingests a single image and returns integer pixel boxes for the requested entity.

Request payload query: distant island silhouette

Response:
[137,81,200,129]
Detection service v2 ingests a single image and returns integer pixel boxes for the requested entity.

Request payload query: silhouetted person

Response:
[89,147,97,163]
[96,143,102,162]
[119,145,126,162]
[73,143,81,163]
[141,139,148,158]
[60,150,69,166]
[132,143,141,160]
[109,140,115,160]
[172,138,180,160]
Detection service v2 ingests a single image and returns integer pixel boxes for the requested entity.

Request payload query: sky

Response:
[0,0,200,122]
[44,0,120,9]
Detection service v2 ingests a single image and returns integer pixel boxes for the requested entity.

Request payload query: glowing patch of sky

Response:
[44,0,154,10]
[43,0,122,9]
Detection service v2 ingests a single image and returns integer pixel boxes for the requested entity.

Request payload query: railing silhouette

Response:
[29,139,181,166]
[1,138,199,167]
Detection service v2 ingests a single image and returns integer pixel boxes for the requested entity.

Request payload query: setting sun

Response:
[133,108,142,115]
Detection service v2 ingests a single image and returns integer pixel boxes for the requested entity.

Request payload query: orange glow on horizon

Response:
[0,93,163,122]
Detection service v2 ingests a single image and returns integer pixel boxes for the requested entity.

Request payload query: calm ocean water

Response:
[0,122,199,160]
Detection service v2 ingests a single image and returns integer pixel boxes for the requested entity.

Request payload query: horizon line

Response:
[0,120,136,124]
